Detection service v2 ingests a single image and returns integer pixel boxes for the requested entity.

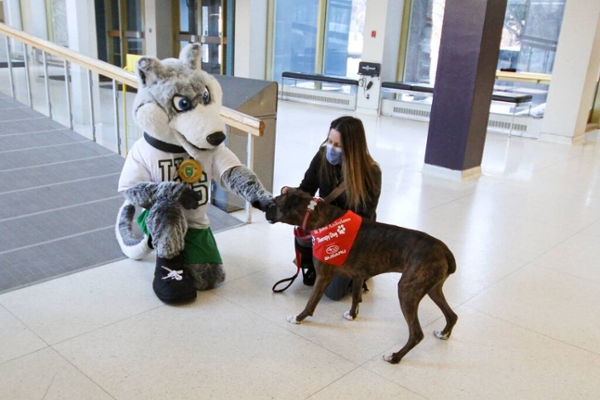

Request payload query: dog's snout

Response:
[206,131,226,146]
[265,204,278,224]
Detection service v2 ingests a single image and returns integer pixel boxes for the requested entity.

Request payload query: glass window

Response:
[272,0,319,84]
[403,0,444,85]
[323,0,366,78]
[509,0,565,73]
[403,0,566,84]
[271,0,367,83]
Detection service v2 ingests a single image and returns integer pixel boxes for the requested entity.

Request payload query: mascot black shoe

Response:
[115,43,274,304]
[153,256,196,304]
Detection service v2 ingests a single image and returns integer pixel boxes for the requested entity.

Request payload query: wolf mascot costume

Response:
[116,44,274,304]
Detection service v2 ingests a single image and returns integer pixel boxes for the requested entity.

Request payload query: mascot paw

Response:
[187,263,226,291]
[179,187,202,210]
[252,196,276,213]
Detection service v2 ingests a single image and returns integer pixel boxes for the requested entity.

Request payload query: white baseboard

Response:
[422,164,482,181]
[539,132,586,144]
[381,98,542,139]
[280,86,356,110]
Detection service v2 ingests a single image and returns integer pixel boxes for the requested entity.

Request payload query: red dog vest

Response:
[311,211,362,266]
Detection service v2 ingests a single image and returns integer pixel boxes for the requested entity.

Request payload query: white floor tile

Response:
[216,260,456,366]
[3,99,600,399]
[464,264,600,354]
[308,367,425,399]
[0,258,162,345]
[0,305,47,364]
[364,308,600,400]
[54,293,356,400]
[532,232,600,283]
[0,348,112,400]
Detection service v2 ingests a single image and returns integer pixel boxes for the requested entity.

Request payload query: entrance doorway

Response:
[176,0,227,75]
[95,0,145,68]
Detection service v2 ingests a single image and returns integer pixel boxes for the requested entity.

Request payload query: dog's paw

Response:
[383,353,395,363]
[343,311,355,321]
[434,330,450,340]
[287,315,300,324]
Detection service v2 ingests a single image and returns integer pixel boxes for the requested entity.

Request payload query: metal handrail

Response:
[495,70,551,85]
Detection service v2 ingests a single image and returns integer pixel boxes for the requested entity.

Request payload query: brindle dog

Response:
[265,188,458,364]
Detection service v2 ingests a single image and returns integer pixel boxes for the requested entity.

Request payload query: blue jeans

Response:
[324,275,352,300]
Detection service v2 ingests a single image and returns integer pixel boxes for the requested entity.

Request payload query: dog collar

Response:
[144,132,186,153]
[301,198,322,231]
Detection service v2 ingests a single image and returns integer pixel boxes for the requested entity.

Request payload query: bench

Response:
[282,72,360,86]
[281,72,360,110]
[380,81,533,136]
[381,82,533,104]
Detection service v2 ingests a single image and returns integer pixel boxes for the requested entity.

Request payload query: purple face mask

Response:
[325,143,343,165]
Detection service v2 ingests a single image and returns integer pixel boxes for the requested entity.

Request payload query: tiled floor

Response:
[2,100,600,399]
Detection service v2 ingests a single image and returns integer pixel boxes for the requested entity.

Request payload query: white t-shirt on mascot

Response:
[118,136,242,229]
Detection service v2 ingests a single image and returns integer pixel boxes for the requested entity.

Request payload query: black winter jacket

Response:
[298,148,381,221]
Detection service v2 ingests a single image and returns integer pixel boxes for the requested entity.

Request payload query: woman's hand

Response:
[280,186,290,194]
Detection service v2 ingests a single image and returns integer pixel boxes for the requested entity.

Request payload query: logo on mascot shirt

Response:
[311,211,362,266]
[178,159,203,183]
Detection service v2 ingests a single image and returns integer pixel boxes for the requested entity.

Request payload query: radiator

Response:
[280,86,357,110]
[380,98,540,139]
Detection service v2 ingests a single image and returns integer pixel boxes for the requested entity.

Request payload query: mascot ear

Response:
[135,57,167,87]
[180,43,202,71]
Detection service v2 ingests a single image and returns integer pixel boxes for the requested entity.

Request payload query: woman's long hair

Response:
[319,116,379,210]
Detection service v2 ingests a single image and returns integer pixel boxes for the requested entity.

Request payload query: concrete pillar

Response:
[423,0,507,178]
[540,1,600,144]
[234,0,267,79]
[144,0,174,59]
[3,0,22,29]
[3,0,22,56]
[65,0,99,131]
[356,0,403,115]
[24,0,48,41]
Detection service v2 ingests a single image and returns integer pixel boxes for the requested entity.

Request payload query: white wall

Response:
[144,0,173,59]
[541,0,600,143]
[234,0,267,79]
[381,0,403,83]
[65,0,97,56]
[356,0,403,114]
[28,0,48,40]
[3,0,21,29]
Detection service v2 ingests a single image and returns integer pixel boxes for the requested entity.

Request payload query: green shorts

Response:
[137,209,222,264]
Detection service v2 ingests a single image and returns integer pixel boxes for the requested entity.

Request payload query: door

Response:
[177,0,227,75]
[96,0,145,68]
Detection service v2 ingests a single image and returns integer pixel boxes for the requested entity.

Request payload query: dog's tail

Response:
[445,248,457,275]
[115,200,152,260]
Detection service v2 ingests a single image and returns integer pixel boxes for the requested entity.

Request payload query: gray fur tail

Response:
[115,200,152,260]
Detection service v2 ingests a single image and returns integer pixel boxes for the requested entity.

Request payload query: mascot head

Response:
[133,43,225,152]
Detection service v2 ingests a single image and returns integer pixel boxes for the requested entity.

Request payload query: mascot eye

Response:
[173,96,192,112]
[201,88,211,105]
